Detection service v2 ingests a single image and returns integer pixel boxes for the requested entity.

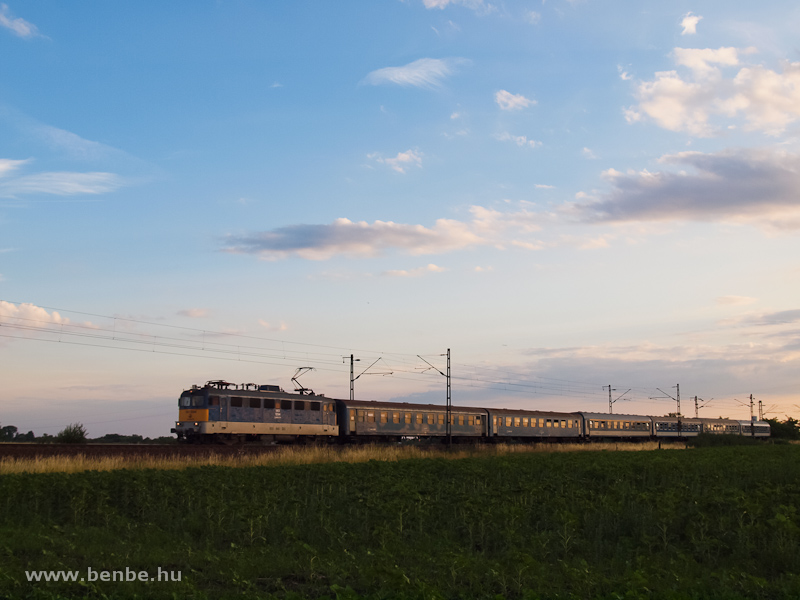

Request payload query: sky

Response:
[1,0,799,438]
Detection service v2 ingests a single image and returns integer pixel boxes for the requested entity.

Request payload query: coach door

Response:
[220,396,229,422]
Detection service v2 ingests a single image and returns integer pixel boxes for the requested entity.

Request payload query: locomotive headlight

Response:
[176,422,181,426]
[194,422,199,426]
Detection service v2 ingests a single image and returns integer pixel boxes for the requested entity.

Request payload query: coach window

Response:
[249,398,261,408]
[357,410,365,422]
[505,417,512,427]
[513,417,520,427]
[380,412,388,424]
[416,413,423,424]
[231,397,243,408]
[392,412,400,424]
[468,416,474,426]
[438,414,445,425]
[367,411,375,423]
[405,413,412,424]
[546,419,551,427]
[475,416,481,425]
[427,413,435,424]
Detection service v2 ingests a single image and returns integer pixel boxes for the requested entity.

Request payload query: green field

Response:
[1,445,798,599]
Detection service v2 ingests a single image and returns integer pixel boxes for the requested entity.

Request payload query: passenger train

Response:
[171,380,771,444]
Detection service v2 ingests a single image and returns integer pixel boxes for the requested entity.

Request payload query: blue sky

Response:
[1,1,799,437]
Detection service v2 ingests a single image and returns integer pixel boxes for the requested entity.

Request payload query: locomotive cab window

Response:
[310,402,320,411]
[294,401,306,411]
[231,397,243,408]
[249,398,261,408]
[264,399,275,409]
[209,396,220,406]
[281,400,292,410]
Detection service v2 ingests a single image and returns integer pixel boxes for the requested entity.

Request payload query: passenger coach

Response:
[337,399,486,441]
[487,408,582,440]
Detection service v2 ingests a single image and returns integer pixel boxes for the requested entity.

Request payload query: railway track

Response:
[0,442,283,459]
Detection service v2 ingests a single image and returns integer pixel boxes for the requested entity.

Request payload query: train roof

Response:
[485,407,580,418]
[579,412,652,421]
[338,399,487,413]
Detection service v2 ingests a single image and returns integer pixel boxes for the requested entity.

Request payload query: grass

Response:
[1,443,796,599]
[0,440,685,474]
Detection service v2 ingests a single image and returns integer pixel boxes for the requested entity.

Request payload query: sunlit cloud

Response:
[680,12,702,35]
[568,147,800,230]
[368,149,423,173]
[495,89,535,110]
[362,58,469,88]
[495,132,541,148]
[626,46,800,136]
[716,296,757,306]
[177,308,210,318]
[0,4,41,38]
[222,204,550,261]
[258,319,288,332]
[382,264,446,277]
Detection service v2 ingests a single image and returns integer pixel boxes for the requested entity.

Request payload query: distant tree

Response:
[149,436,179,444]
[36,433,55,444]
[1,425,18,442]
[56,423,88,444]
[766,418,800,440]
[15,431,35,442]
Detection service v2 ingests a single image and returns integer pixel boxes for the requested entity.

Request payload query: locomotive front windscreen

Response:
[179,393,206,408]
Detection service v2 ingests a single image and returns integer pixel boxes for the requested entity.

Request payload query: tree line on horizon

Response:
[3,417,800,444]
[0,423,176,445]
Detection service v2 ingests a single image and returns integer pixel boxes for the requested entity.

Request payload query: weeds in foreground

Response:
[0,440,684,474]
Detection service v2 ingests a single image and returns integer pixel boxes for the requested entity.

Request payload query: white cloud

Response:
[628,47,800,136]
[495,90,535,111]
[0,158,29,178]
[582,147,597,159]
[362,58,468,88]
[382,264,446,277]
[223,204,548,261]
[368,149,423,173]
[617,65,633,81]
[535,184,555,189]
[0,301,70,325]
[495,132,541,148]
[680,12,702,35]
[0,171,123,197]
[569,147,800,230]
[716,296,757,306]
[422,0,495,13]
[258,319,288,332]
[0,4,40,38]
[524,10,541,25]
[177,308,210,318]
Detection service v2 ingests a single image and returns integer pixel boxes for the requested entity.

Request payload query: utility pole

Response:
[695,396,698,419]
[603,385,630,414]
[604,385,614,413]
[653,384,681,436]
[345,354,360,401]
[758,399,763,421]
[417,349,452,447]
[447,348,451,447]
[343,355,391,401]
[750,394,755,437]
